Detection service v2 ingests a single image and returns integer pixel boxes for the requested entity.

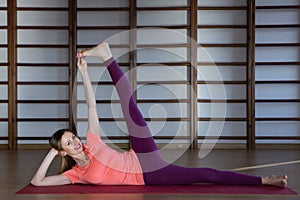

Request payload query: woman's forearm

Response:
[31,148,57,185]
[79,65,100,135]
[80,68,97,108]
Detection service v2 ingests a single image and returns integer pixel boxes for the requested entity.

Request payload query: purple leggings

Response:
[105,57,262,186]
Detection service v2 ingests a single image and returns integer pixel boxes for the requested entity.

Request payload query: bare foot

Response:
[78,42,112,62]
[262,175,288,188]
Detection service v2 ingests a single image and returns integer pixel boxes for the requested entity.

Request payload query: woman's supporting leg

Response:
[143,164,262,186]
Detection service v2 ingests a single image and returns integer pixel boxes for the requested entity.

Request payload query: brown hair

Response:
[49,128,77,174]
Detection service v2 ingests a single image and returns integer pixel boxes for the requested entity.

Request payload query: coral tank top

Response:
[64,132,145,185]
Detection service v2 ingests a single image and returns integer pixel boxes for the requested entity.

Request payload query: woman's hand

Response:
[77,56,87,72]
[50,148,67,157]
[77,50,83,59]
[58,150,67,157]
[31,148,72,186]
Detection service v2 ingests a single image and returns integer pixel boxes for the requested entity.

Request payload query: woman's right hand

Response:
[51,148,66,157]
[31,148,72,186]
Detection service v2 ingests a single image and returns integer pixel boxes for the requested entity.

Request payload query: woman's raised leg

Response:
[80,42,168,173]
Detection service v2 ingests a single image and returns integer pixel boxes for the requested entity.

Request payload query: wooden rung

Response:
[17,44,69,48]
[256,43,300,47]
[77,26,130,30]
[17,81,69,85]
[255,61,300,65]
[199,99,246,103]
[256,118,300,121]
[256,136,300,140]
[198,25,247,29]
[256,5,300,10]
[138,81,189,85]
[256,99,300,103]
[200,44,247,47]
[136,7,190,11]
[256,24,300,28]
[17,118,69,122]
[17,100,69,104]
[197,136,246,140]
[198,81,246,84]
[137,44,190,48]
[17,7,68,11]
[255,80,300,84]
[17,63,69,66]
[137,25,190,29]
[198,118,247,121]
[198,6,247,10]
[17,26,69,29]
[198,62,247,66]
[77,7,129,11]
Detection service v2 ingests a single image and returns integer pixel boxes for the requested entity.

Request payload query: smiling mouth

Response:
[74,144,81,150]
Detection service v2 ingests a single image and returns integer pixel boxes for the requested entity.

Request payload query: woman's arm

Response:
[31,148,71,186]
[78,57,101,135]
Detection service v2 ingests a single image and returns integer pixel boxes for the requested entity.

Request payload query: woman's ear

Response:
[58,150,67,157]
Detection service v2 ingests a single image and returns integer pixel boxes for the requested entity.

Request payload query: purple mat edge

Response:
[15,184,297,195]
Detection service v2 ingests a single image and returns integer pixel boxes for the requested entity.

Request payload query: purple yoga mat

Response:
[16,184,297,195]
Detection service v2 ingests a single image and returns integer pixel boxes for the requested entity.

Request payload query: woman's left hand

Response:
[77,56,87,71]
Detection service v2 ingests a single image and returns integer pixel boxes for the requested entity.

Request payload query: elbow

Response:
[31,178,43,187]
[30,180,39,187]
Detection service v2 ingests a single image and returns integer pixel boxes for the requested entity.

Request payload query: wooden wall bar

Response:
[190,0,198,149]
[8,0,17,149]
[247,0,256,149]
[68,0,77,133]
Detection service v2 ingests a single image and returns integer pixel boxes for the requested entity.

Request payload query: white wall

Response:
[6,0,300,146]
[0,0,7,144]
[16,0,69,144]
[255,2,300,144]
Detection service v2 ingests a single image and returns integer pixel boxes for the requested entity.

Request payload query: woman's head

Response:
[49,128,82,173]
[49,128,83,156]
[49,128,70,151]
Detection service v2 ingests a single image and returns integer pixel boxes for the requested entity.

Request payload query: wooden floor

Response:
[1,149,300,200]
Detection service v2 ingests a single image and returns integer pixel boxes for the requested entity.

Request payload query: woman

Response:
[31,42,287,187]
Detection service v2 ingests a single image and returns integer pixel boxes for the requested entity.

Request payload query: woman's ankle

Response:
[79,42,112,61]
[262,175,287,187]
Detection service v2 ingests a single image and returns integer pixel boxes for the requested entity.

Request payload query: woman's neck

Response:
[72,152,90,167]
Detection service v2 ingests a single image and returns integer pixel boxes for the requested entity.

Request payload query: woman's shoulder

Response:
[85,131,107,151]
[86,131,102,143]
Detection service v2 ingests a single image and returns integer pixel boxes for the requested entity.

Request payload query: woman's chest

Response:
[81,156,116,184]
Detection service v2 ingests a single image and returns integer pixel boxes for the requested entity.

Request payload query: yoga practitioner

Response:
[31,42,287,187]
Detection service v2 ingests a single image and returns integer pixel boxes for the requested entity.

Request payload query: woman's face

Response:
[61,131,83,155]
